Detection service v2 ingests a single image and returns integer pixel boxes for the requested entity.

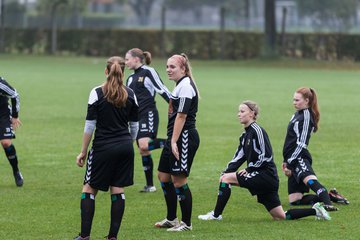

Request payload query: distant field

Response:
[0,54,359,239]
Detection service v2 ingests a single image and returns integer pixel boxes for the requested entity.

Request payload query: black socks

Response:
[176,184,192,226]
[148,138,166,151]
[290,194,321,205]
[285,208,316,220]
[160,181,177,221]
[307,179,332,205]
[108,193,125,238]
[80,193,95,238]
[214,182,231,217]
[142,155,153,186]
[4,144,19,174]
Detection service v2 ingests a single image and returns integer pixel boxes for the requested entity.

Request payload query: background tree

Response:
[0,0,4,53]
[263,0,277,58]
[296,0,358,32]
[164,0,247,27]
[164,0,220,24]
[115,0,156,26]
[36,0,87,54]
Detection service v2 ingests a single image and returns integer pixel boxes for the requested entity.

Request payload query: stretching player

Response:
[198,101,331,221]
[282,87,344,211]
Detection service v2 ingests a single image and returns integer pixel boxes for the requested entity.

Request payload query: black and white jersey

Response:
[126,65,170,114]
[223,122,277,174]
[86,86,139,151]
[167,76,198,137]
[0,77,20,120]
[283,108,314,165]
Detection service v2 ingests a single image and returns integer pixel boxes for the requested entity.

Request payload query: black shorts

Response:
[0,118,15,140]
[236,169,281,211]
[83,142,134,191]
[136,109,159,140]
[158,129,200,177]
[287,158,315,194]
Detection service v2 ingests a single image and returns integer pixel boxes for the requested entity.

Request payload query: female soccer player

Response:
[74,56,139,240]
[125,48,171,193]
[155,53,200,231]
[0,76,23,187]
[282,87,339,210]
[198,101,331,221]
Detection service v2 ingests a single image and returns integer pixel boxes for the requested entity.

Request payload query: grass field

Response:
[0,54,359,239]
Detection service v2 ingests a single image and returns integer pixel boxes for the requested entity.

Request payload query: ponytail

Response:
[296,87,320,132]
[309,88,320,132]
[143,51,152,65]
[103,56,128,107]
[127,48,152,65]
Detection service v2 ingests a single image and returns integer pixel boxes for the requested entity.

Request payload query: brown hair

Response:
[169,53,200,97]
[127,48,151,65]
[103,56,128,107]
[296,87,320,132]
[241,100,259,120]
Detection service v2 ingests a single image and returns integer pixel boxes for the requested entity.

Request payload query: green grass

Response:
[0,54,359,239]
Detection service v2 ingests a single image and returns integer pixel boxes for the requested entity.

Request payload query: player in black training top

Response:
[75,56,139,240]
[155,53,200,231]
[0,76,23,187]
[198,101,331,221]
[282,87,341,211]
[125,48,171,193]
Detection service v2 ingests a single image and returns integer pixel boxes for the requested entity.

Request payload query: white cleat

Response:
[167,221,192,231]
[198,211,222,221]
[154,218,179,228]
[140,185,156,193]
[312,202,331,220]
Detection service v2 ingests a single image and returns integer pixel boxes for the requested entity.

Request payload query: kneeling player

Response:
[198,101,331,221]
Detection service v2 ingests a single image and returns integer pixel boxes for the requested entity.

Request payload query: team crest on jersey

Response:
[138,77,144,82]
[246,139,251,146]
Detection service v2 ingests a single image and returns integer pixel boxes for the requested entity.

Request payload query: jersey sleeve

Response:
[85,88,98,121]
[287,110,312,164]
[223,136,247,173]
[0,77,20,118]
[146,68,171,102]
[128,90,139,122]
[247,125,273,169]
[177,84,196,114]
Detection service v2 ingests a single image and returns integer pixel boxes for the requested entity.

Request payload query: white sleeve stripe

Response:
[289,110,310,162]
[0,82,20,113]
[15,94,20,112]
[249,123,272,168]
[143,66,171,97]
[227,148,245,165]
[178,97,186,112]
[0,82,17,97]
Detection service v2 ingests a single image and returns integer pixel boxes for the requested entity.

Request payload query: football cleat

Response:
[154,218,179,228]
[167,221,192,231]
[73,235,90,240]
[198,211,223,221]
[329,188,349,204]
[14,171,23,187]
[324,205,338,212]
[312,202,331,220]
[139,185,156,193]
